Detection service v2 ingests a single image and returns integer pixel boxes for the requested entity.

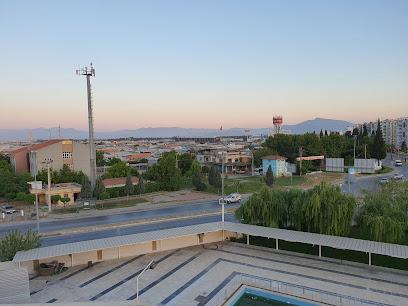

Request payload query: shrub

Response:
[0,230,40,262]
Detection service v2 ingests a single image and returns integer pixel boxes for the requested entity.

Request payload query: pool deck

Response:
[29,242,408,306]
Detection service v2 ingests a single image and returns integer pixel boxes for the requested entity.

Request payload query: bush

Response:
[0,230,40,262]
[15,192,36,203]
[51,195,61,203]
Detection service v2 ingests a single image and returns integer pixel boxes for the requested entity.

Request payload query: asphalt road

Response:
[41,213,237,247]
[0,200,240,237]
[341,158,408,197]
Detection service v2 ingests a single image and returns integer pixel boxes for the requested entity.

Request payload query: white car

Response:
[393,174,404,181]
[379,177,389,184]
[222,193,242,204]
[1,204,16,214]
[395,160,403,167]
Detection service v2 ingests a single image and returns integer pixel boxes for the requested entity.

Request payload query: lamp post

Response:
[136,260,154,305]
[41,158,53,212]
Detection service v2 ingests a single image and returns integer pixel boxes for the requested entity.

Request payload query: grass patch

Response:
[206,175,306,195]
[52,197,148,214]
[238,235,408,271]
[375,166,393,174]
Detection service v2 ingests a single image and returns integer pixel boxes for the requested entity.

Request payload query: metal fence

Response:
[207,273,391,306]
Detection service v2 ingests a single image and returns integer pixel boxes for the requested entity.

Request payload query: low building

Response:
[102,176,139,189]
[196,149,252,174]
[28,181,81,207]
[9,139,91,177]
[262,155,287,177]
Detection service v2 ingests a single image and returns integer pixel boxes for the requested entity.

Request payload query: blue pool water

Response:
[228,287,317,306]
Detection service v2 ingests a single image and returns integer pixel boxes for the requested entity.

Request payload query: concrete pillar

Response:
[247,235,250,245]
[368,252,371,266]
[70,254,74,267]
[319,245,322,257]
[276,239,279,250]
[117,247,120,259]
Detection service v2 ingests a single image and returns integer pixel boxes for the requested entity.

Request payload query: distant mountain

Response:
[0,118,353,141]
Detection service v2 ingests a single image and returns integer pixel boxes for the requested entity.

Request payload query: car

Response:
[393,174,404,181]
[1,204,16,214]
[379,177,389,184]
[222,193,242,204]
[395,160,403,167]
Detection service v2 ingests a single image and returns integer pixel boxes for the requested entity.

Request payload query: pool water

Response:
[229,287,317,306]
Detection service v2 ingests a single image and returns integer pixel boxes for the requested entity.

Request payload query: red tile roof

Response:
[262,155,287,161]
[126,153,152,161]
[102,176,139,188]
[9,139,62,155]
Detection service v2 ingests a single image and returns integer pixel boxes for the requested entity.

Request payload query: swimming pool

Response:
[227,287,318,306]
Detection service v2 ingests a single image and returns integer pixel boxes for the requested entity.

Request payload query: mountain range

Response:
[0,118,353,141]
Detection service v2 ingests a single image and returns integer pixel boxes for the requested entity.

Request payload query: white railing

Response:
[206,274,391,306]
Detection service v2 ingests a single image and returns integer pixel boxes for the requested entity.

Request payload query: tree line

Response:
[236,181,408,244]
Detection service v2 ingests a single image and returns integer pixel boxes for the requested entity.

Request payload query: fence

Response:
[207,273,391,306]
[326,158,344,172]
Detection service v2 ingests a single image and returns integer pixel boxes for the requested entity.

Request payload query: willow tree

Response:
[358,182,408,243]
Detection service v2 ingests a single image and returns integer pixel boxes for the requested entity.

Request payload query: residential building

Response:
[262,155,288,177]
[9,139,91,177]
[357,117,408,150]
[102,176,139,189]
[196,149,252,174]
[28,181,81,206]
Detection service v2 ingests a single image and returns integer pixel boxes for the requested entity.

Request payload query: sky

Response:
[1,0,408,131]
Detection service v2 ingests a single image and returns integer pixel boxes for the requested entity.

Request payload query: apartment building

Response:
[9,139,91,177]
[196,149,252,174]
[358,117,408,149]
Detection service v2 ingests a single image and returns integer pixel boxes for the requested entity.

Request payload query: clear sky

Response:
[1,0,407,131]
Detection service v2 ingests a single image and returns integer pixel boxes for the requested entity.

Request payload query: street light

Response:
[218,150,225,223]
[136,260,154,305]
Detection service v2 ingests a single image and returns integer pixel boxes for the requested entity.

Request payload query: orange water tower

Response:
[273,116,283,134]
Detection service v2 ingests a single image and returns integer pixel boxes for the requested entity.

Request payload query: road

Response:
[0,200,240,237]
[41,213,237,247]
[341,158,408,197]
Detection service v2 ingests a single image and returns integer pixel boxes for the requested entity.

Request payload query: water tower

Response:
[273,115,283,134]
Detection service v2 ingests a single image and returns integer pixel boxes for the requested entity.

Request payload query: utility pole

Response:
[364,144,367,159]
[34,158,39,233]
[42,158,53,212]
[353,136,357,163]
[299,147,303,176]
[76,64,97,190]
[251,149,255,176]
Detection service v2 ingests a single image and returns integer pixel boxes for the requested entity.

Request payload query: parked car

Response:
[393,174,404,181]
[1,204,16,214]
[395,160,403,167]
[222,193,242,204]
[379,177,389,184]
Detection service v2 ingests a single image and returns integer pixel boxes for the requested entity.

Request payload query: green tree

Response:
[60,196,70,208]
[0,158,32,200]
[212,168,222,189]
[104,161,138,178]
[0,230,40,262]
[51,195,61,203]
[15,192,35,203]
[96,150,106,167]
[265,165,274,187]
[137,176,145,194]
[208,166,216,186]
[125,174,134,198]
[178,153,194,175]
[144,151,182,191]
[401,141,407,153]
[192,164,206,191]
[371,120,386,165]
[94,178,106,199]
[357,182,408,243]
[79,175,92,198]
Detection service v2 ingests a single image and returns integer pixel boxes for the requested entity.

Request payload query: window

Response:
[97,250,102,260]
[62,152,73,159]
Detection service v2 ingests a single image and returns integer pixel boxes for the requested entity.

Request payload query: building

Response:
[102,176,139,189]
[28,181,81,207]
[196,149,252,174]
[358,117,408,150]
[9,139,91,177]
[262,155,288,177]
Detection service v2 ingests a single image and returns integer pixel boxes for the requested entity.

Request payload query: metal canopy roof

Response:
[223,222,408,259]
[13,221,408,262]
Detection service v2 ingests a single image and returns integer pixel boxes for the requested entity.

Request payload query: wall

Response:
[72,142,91,178]
[36,142,64,173]
[19,231,227,274]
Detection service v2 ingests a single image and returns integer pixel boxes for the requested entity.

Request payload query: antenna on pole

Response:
[76,63,97,190]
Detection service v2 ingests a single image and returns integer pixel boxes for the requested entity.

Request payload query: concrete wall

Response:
[73,142,91,178]
[20,231,228,274]
[36,142,64,173]
[262,159,287,177]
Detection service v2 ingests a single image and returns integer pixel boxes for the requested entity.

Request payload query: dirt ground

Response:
[299,172,345,189]
[144,189,219,204]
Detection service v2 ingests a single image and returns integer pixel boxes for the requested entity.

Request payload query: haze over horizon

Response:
[1,1,408,130]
